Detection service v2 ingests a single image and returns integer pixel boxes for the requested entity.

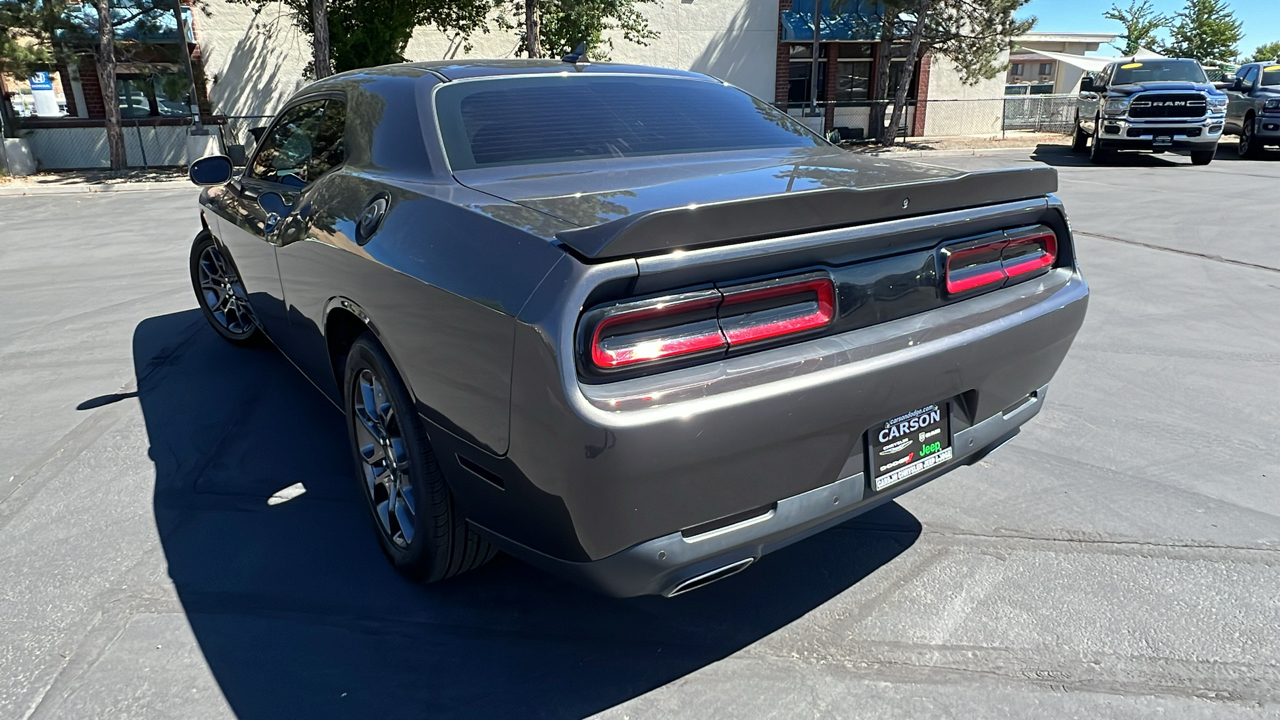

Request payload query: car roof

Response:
[332,59,716,83]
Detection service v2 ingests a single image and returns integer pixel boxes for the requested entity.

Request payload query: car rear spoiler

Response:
[554,166,1058,261]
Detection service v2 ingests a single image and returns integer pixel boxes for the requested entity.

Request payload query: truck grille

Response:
[1128,93,1207,119]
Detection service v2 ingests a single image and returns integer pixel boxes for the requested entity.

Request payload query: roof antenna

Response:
[561,42,589,66]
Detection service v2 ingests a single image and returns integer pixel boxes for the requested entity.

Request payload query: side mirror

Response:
[1234,78,1245,92]
[188,155,233,186]
[1079,76,1095,92]
[247,126,268,143]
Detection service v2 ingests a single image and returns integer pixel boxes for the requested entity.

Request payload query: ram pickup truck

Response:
[1073,58,1227,165]
[1221,61,1280,158]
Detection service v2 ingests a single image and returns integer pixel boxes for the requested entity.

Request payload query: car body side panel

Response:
[272,171,568,456]
[201,182,290,335]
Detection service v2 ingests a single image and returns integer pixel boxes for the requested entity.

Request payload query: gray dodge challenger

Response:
[186,59,1088,597]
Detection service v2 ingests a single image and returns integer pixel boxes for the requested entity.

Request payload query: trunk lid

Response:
[454,147,1058,260]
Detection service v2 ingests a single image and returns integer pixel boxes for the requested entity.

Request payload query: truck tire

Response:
[1239,117,1264,159]
[1071,119,1088,152]
[343,333,496,583]
[1191,150,1215,166]
[1089,121,1112,164]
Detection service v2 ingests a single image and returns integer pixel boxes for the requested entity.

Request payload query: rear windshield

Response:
[1110,60,1207,85]
[1263,65,1280,86]
[435,75,824,171]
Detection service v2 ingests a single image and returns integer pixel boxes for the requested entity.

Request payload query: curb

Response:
[0,180,192,197]
[857,145,1069,159]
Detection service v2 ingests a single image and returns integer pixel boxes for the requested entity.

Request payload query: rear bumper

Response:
[463,259,1088,585]
[483,384,1047,597]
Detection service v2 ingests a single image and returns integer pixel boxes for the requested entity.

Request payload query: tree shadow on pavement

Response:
[136,310,921,720]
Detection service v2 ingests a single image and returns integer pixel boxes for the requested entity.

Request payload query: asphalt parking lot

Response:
[1,143,1277,719]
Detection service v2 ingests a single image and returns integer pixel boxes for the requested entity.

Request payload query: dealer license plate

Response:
[1154,135,1173,146]
[869,402,953,492]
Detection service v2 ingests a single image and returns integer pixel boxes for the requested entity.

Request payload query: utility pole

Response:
[809,0,822,118]
[172,0,201,129]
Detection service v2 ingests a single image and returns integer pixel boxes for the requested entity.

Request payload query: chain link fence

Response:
[16,114,274,171]
[22,120,194,170]
[790,94,1078,141]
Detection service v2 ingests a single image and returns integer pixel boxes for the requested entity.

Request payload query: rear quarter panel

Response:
[273,170,567,456]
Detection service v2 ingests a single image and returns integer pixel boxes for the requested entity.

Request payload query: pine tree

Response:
[1160,0,1242,64]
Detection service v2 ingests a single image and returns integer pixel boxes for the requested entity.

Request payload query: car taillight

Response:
[589,290,726,369]
[943,228,1058,296]
[719,276,836,346]
[585,275,837,373]
[1002,230,1058,279]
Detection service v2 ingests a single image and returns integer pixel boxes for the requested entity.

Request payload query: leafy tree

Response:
[1160,0,1241,64]
[233,0,491,75]
[874,0,1035,145]
[502,0,657,60]
[1248,41,1280,63]
[1103,0,1168,56]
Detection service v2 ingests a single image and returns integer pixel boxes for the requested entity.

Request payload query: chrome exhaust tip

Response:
[666,557,754,597]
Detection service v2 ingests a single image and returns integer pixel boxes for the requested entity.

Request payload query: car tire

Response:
[343,333,495,583]
[1239,118,1263,159]
[1191,150,1215,166]
[189,231,262,345]
[1089,120,1112,164]
[1071,119,1089,152]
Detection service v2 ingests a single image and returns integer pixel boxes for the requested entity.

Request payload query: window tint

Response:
[1241,65,1259,87]
[436,76,823,171]
[249,99,346,186]
[1110,60,1207,85]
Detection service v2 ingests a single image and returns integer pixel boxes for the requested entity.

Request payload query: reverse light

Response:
[585,275,837,373]
[719,276,836,346]
[944,228,1058,296]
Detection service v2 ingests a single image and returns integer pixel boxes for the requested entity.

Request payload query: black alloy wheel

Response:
[343,334,495,582]
[189,231,260,344]
[1239,118,1263,159]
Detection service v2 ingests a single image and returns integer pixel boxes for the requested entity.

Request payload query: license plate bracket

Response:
[868,402,953,492]
[1154,135,1173,146]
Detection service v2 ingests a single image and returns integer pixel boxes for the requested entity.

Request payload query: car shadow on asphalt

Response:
[134,310,922,719]
[1029,143,1185,168]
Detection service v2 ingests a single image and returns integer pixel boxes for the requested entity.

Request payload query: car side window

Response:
[1241,65,1258,90]
[249,100,328,187]
[308,100,347,179]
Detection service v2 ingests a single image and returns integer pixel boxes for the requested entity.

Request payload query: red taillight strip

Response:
[1002,232,1058,279]
[944,242,1007,294]
[944,229,1059,296]
[589,295,725,369]
[720,278,836,345]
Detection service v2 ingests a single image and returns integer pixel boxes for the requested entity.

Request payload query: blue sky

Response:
[1018,0,1279,59]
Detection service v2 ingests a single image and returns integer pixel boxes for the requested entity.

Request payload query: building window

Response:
[834,43,872,101]
[788,44,827,104]
[1039,63,1053,76]
[117,72,191,118]
[1011,63,1024,76]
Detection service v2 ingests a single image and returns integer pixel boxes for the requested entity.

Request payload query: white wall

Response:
[195,0,781,117]
[196,3,313,118]
[922,53,1008,137]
